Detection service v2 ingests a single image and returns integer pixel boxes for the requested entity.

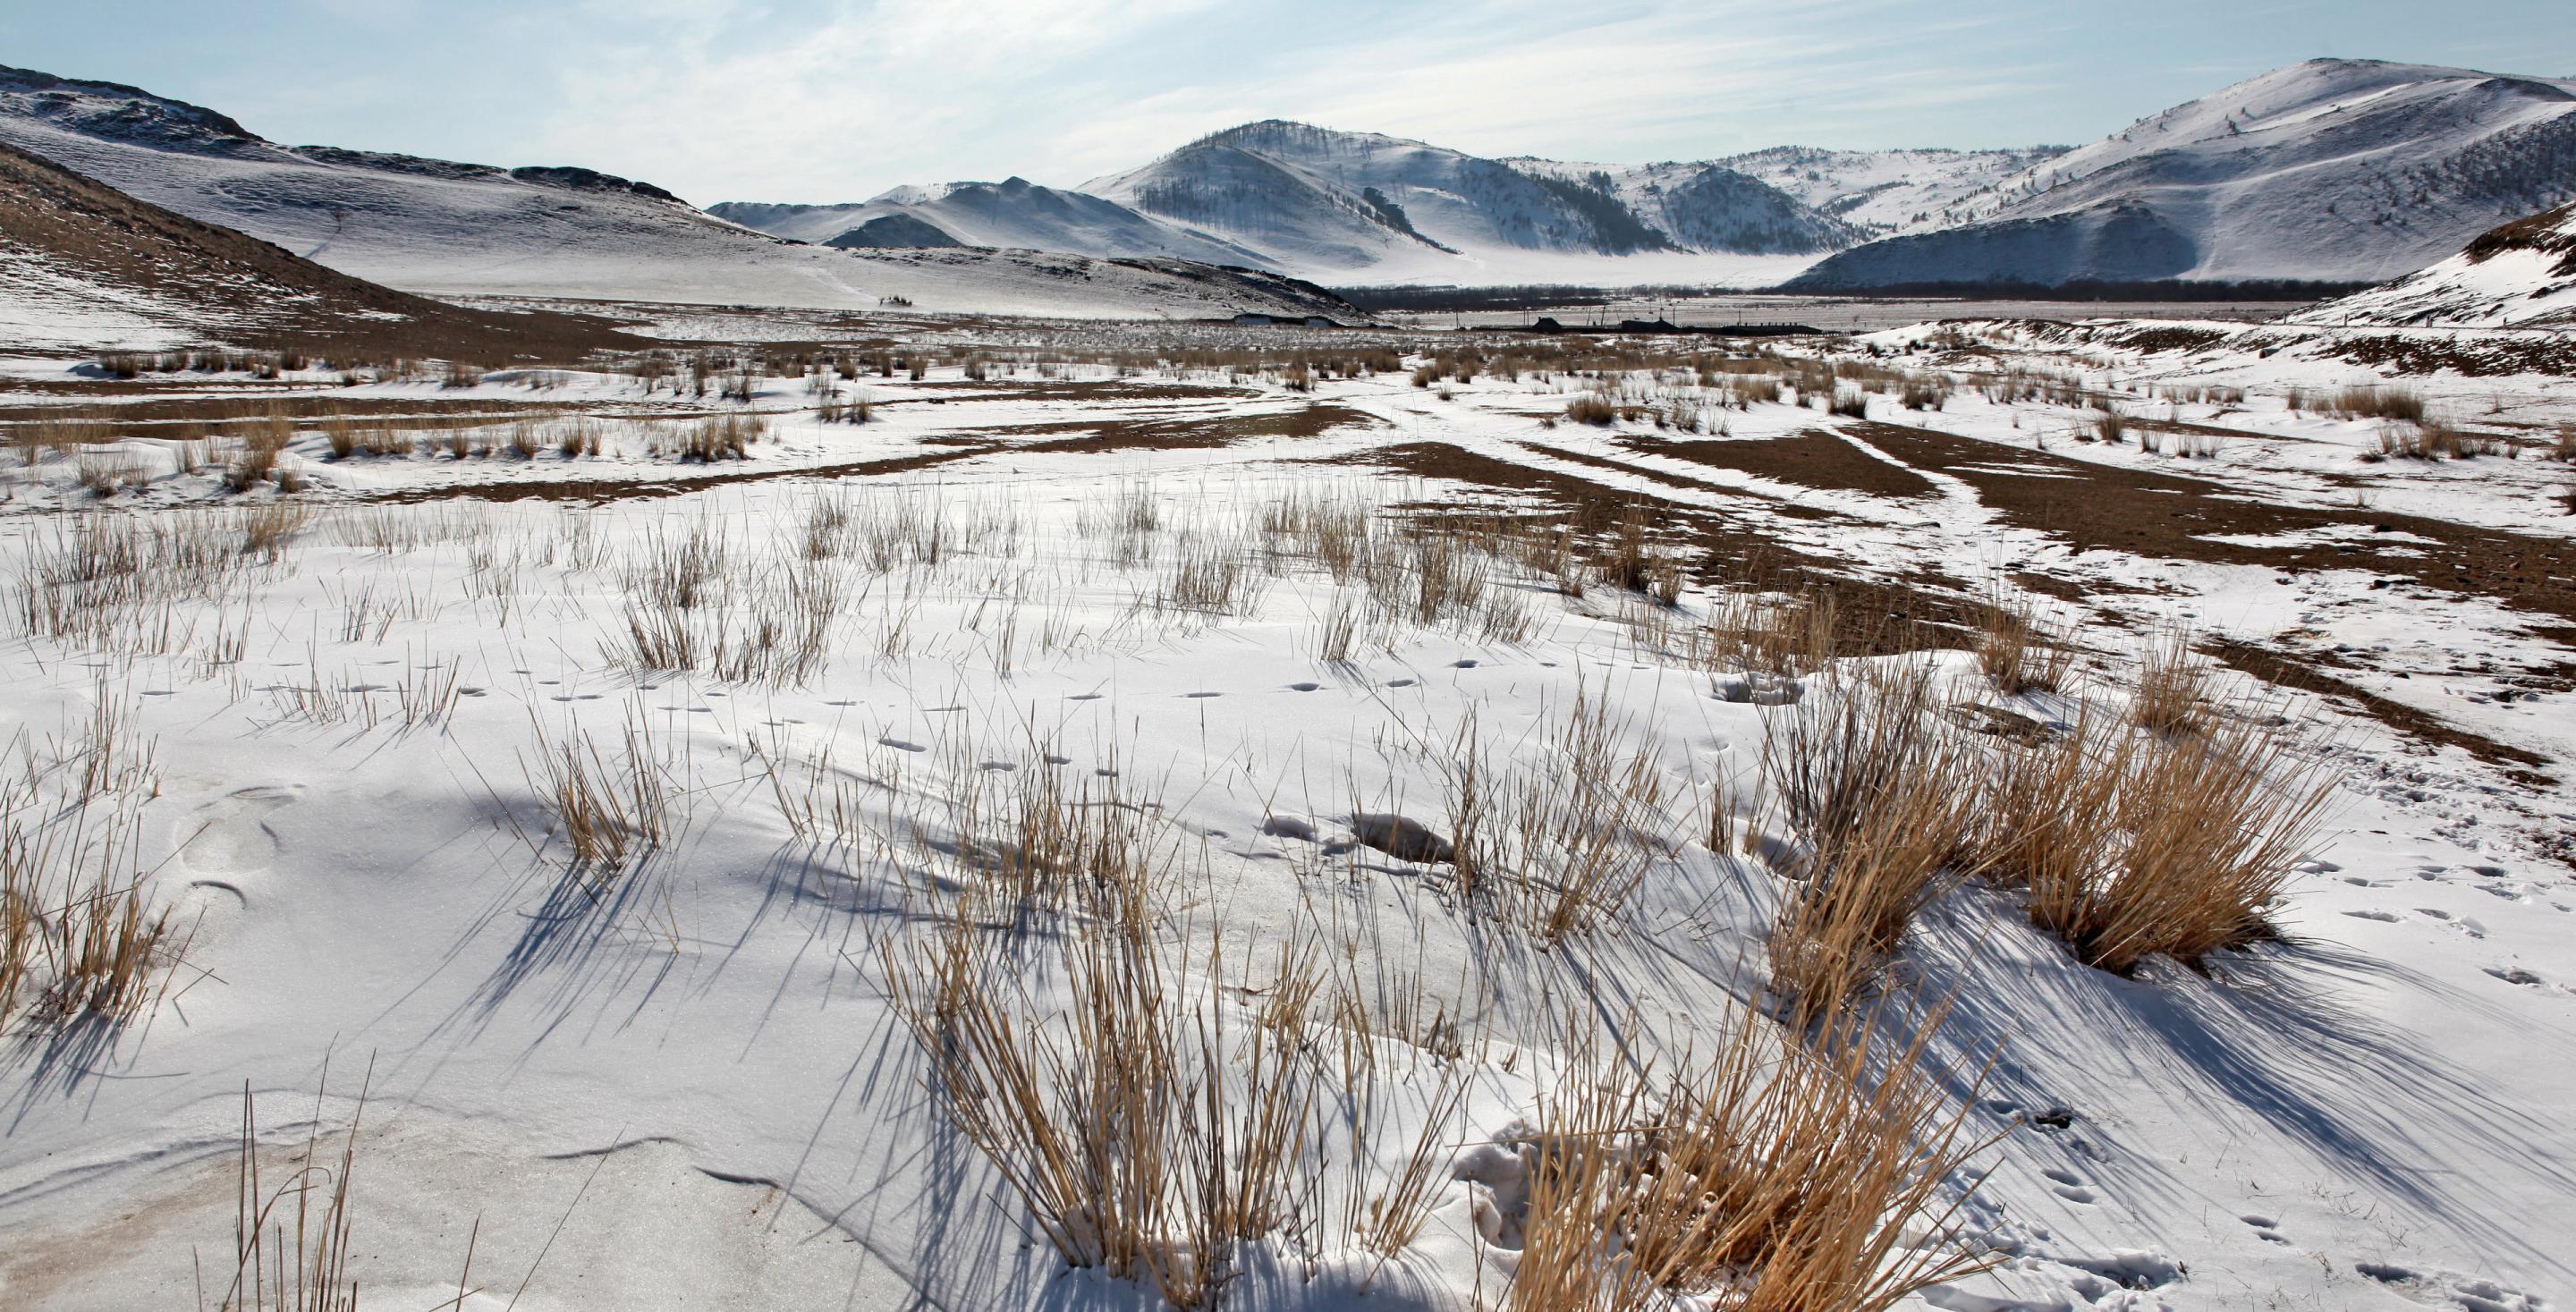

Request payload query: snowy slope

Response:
[0,138,621,358]
[1082,121,1854,284]
[1712,145,2072,237]
[1504,157,1864,253]
[0,65,1354,320]
[708,177,1276,267]
[1791,59,2576,289]
[2296,201,2576,327]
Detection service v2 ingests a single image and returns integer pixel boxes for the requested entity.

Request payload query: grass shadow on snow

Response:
[1912,891,2576,1273]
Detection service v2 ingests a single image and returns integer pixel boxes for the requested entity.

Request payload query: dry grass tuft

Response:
[1760,663,1977,1021]
[1501,1004,1998,1312]
[1974,594,2074,696]
[2129,631,2208,734]
[208,1070,369,1312]
[886,910,1326,1308]
[2022,717,2336,974]
[523,714,675,889]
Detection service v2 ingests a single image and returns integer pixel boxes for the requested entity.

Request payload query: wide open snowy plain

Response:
[0,314,2571,1312]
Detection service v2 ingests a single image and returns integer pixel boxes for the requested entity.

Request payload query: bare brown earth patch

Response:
[361,404,1378,504]
[1341,440,1979,654]
[2206,639,2551,783]
[367,444,1004,504]
[1622,429,1942,500]
[1850,423,2576,627]
[1521,443,1844,521]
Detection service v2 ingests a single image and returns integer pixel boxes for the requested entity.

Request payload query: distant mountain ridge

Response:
[1789,59,2576,291]
[0,63,1363,320]
[716,119,1867,286]
[11,56,2572,304]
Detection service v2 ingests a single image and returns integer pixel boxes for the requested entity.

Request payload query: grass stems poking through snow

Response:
[886,909,1329,1308]
[1975,593,2074,696]
[2130,630,2208,735]
[523,713,675,889]
[208,1067,369,1312]
[1692,589,1839,679]
[610,515,849,685]
[1760,662,1977,1023]
[1500,1005,1999,1312]
[2,705,174,1035]
[2330,385,2428,424]
[1426,688,1682,944]
[936,744,1173,928]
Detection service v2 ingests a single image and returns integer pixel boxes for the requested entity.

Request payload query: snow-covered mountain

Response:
[1082,120,1855,284]
[718,122,1870,288]
[0,65,1359,320]
[2295,200,2576,328]
[1711,145,2072,238]
[708,177,1274,267]
[1789,59,2576,290]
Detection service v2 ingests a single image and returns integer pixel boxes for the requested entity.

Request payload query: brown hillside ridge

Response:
[0,139,626,363]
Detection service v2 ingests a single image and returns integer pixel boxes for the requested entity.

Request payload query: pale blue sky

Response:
[4,1,2568,206]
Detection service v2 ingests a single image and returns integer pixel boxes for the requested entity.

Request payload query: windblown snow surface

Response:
[0,306,2572,1312]
[2301,202,2576,328]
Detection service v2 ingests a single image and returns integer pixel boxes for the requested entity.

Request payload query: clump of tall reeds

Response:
[1975,594,2074,696]
[1979,707,2337,975]
[1499,1004,1998,1312]
[1760,662,1977,1022]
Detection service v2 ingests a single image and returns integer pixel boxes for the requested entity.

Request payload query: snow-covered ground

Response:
[1,317,2572,1312]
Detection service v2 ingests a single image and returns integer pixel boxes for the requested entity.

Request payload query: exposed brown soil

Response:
[1012,402,1380,454]
[902,378,1256,403]
[1849,423,2576,626]
[0,395,623,427]
[1341,440,1979,655]
[1622,429,1940,500]
[368,444,1004,504]
[0,140,623,364]
[2327,334,2576,378]
[361,403,1379,504]
[2206,639,2551,783]
[1521,443,1843,521]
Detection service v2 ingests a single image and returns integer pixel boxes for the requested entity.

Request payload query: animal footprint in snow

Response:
[179,785,301,876]
[1184,691,1222,698]
[2483,965,2548,988]
[2240,1214,2289,1245]
[2416,909,2486,938]
[2041,1168,2097,1204]
[1286,681,1320,692]
[876,737,927,753]
[2357,1262,2546,1312]
[2344,909,2402,923]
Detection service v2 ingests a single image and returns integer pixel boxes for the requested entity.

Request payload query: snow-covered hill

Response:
[0,138,621,357]
[1790,59,2576,290]
[708,177,1274,268]
[0,65,1357,320]
[2295,201,2576,327]
[1711,145,2072,237]
[1080,121,1853,284]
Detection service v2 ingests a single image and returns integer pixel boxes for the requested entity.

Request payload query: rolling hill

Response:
[0,64,1360,320]
[2295,200,2576,328]
[0,138,623,358]
[1787,59,2576,291]
[717,122,1869,287]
